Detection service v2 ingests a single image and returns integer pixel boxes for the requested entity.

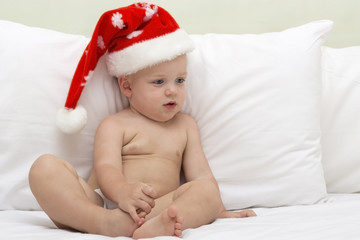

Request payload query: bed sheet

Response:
[1,194,360,240]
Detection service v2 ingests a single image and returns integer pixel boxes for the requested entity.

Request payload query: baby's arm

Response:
[182,115,256,219]
[93,115,157,224]
[181,115,219,186]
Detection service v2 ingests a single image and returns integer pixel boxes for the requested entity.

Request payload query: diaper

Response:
[94,189,118,209]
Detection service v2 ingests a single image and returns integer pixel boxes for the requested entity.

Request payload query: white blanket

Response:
[1,194,359,240]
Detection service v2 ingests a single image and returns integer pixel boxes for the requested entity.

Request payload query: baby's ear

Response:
[118,76,132,98]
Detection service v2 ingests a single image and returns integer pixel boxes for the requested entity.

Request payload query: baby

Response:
[29,3,255,239]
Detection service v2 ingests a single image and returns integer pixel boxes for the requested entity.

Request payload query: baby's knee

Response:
[189,180,222,206]
[31,154,57,171]
[201,180,222,201]
[29,154,63,180]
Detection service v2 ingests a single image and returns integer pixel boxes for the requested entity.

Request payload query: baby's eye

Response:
[176,78,185,84]
[153,79,164,85]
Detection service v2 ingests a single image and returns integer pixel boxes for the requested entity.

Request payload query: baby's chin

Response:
[148,111,180,123]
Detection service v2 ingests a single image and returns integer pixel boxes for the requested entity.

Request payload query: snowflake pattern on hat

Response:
[111,12,125,29]
[97,36,105,50]
[127,30,143,39]
[143,5,158,21]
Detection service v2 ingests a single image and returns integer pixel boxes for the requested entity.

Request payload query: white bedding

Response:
[1,194,360,240]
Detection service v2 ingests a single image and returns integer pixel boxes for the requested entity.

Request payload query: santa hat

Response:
[56,2,194,134]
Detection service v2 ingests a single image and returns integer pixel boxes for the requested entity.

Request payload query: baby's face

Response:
[125,54,187,122]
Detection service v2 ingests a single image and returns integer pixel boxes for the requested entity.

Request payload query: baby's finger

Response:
[136,209,147,219]
[141,184,157,199]
[128,208,142,225]
[140,194,156,208]
[136,200,152,214]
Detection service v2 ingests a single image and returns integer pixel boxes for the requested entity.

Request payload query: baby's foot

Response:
[97,208,138,237]
[132,205,183,239]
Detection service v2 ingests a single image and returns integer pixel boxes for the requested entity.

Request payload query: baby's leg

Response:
[133,179,222,238]
[29,154,137,237]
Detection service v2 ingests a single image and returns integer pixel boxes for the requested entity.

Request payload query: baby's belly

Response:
[122,156,181,197]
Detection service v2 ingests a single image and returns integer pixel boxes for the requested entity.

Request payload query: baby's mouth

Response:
[164,101,177,109]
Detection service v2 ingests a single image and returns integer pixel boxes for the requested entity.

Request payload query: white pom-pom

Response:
[56,105,87,134]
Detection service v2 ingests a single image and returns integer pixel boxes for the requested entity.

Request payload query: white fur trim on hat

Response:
[106,29,194,77]
[56,105,87,134]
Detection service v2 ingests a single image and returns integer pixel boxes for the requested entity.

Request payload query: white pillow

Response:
[0,20,126,210]
[321,46,360,193]
[183,20,333,210]
[0,19,332,211]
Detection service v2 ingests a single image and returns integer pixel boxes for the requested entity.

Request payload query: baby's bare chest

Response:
[122,125,187,162]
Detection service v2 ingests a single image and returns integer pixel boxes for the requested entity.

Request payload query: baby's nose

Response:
[165,85,177,96]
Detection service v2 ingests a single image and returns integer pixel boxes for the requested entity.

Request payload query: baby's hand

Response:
[117,182,157,224]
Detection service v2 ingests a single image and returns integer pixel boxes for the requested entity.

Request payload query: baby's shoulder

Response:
[175,112,194,121]
[98,109,132,128]
[173,113,198,128]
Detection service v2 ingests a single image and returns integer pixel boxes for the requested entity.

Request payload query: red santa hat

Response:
[56,2,194,134]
